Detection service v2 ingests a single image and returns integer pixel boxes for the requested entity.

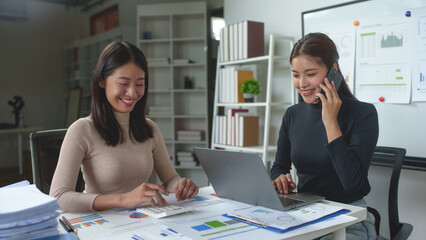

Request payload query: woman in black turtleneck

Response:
[270,33,378,240]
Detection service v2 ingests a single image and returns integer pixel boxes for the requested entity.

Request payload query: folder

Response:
[223,203,350,233]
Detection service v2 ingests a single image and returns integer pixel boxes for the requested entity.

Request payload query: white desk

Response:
[60,186,366,240]
[0,127,42,174]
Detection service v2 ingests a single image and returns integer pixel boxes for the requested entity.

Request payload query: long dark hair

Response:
[91,41,153,146]
[290,32,355,99]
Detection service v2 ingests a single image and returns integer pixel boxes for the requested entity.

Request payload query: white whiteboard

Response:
[302,0,426,158]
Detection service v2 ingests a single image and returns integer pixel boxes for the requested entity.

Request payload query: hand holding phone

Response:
[316,67,343,103]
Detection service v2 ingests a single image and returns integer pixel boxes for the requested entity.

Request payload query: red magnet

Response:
[379,96,385,102]
[353,20,359,26]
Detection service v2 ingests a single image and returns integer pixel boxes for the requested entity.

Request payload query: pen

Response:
[59,219,74,232]
[232,215,268,228]
[62,216,76,233]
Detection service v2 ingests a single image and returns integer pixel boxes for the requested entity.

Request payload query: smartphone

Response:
[316,67,344,103]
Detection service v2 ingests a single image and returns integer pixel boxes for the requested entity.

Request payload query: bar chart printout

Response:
[411,6,426,101]
[355,14,411,103]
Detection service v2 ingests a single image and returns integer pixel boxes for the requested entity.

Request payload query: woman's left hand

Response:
[316,78,343,142]
[174,178,199,201]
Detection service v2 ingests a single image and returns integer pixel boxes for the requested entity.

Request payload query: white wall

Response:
[0,0,78,167]
[224,0,426,239]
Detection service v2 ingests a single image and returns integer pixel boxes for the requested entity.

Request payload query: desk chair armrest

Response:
[393,223,413,240]
[367,206,381,235]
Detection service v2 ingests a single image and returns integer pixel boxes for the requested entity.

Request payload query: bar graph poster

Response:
[411,6,426,101]
[355,14,411,103]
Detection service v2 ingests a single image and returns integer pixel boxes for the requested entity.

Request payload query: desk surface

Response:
[60,186,366,240]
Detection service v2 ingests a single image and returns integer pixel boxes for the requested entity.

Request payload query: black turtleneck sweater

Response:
[270,96,379,203]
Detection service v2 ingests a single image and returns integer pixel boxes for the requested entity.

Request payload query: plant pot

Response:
[243,93,255,102]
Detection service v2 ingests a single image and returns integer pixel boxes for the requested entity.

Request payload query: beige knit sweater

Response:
[49,112,180,212]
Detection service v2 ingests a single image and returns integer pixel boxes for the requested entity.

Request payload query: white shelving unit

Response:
[63,26,136,120]
[212,34,295,166]
[137,2,209,186]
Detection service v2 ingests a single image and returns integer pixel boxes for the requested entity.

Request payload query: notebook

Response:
[194,147,324,211]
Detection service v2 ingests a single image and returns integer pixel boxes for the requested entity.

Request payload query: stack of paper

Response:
[0,182,61,240]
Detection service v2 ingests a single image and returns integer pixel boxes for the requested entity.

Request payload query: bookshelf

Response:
[63,26,135,121]
[212,34,296,166]
[137,2,209,186]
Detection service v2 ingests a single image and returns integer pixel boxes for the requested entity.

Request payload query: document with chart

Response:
[355,14,411,103]
[411,6,426,101]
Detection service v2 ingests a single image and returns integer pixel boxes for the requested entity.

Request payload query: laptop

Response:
[194,147,325,211]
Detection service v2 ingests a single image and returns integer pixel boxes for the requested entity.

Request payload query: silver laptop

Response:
[194,147,324,211]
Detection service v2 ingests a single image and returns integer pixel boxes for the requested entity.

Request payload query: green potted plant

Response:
[240,79,260,102]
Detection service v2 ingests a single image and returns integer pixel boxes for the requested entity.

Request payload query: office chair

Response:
[367,146,413,240]
[30,129,84,194]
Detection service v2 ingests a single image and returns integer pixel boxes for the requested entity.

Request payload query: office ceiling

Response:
[37,0,105,11]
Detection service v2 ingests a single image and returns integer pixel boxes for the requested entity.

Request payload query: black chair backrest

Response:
[30,129,84,194]
[370,146,406,239]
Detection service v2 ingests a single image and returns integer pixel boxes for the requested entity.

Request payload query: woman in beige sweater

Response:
[50,42,198,212]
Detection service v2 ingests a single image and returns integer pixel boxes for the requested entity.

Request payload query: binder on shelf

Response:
[243,21,264,59]
[235,69,254,103]
[222,25,229,62]
[219,20,264,62]
[229,24,234,62]
[238,115,259,147]
[217,67,254,103]
[226,108,249,146]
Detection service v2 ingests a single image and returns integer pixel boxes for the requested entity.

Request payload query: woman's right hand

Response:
[120,182,169,208]
[272,173,296,194]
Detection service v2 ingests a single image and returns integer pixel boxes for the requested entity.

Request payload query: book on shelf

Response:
[178,161,197,167]
[222,25,229,62]
[218,67,254,103]
[226,108,249,146]
[243,21,264,59]
[173,59,194,64]
[148,106,172,115]
[219,20,264,62]
[176,151,197,167]
[214,112,258,147]
[238,115,259,147]
[238,21,243,60]
[235,69,254,103]
[177,152,195,162]
[176,151,194,157]
[176,130,204,141]
[178,156,195,162]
